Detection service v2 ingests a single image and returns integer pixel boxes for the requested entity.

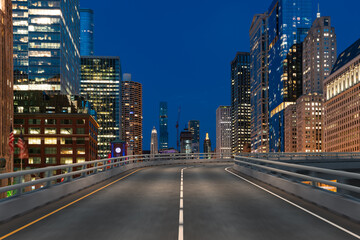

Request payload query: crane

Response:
[176,106,181,152]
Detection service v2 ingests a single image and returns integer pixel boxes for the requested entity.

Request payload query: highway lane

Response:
[0,164,359,240]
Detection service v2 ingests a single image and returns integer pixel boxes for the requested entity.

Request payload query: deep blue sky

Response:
[80,0,360,151]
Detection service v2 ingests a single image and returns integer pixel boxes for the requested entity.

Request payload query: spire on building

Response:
[205,133,209,140]
[317,3,321,18]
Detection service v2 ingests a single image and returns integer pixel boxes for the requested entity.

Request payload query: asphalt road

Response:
[0,164,359,240]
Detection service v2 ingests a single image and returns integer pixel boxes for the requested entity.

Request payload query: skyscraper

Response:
[159,102,168,150]
[216,106,231,156]
[203,133,212,158]
[121,78,143,155]
[267,0,313,152]
[188,120,200,153]
[80,9,94,56]
[250,13,269,153]
[180,128,192,154]
[302,16,337,95]
[12,0,80,95]
[80,56,121,158]
[231,52,251,153]
[0,0,14,196]
[150,127,158,156]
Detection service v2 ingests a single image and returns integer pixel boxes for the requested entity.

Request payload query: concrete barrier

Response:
[233,164,360,222]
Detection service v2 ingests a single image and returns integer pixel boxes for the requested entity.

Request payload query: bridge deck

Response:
[0,164,359,240]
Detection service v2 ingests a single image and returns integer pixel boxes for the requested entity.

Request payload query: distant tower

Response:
[216,106,231,156]
[150,127,158,155]
[180,128,192,153]
[159,102,169,149]
[188,120,200,153]
[80,9,94,56]
[203,133,212,158]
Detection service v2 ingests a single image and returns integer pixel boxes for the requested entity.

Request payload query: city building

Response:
[250,13,269,153]
[283,43,303,102]
[284,105,297,152]
[188,120,200,153]
[12,0,80,95]
[216,106,231,156]
[150,127,158,156]
[159,102,168,150]
[267,0,313,152]
[13,91,98,171]
[203,133,212,158]
[302,16,337,95]
[80,9,94,56]
[231,52,251,153]
[324,38,360,152]
[80,56,121,158]
[0,0,14,195]
[180,129,192,154]
[121,78,143,155]
[296,94,323,152]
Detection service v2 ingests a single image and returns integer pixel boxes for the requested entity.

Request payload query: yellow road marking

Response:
[0,168,144,240]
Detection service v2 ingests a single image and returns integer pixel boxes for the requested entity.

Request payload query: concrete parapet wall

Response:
[233,164,360,222]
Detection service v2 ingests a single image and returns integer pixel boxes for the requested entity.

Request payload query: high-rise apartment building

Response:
[159,102,168,149]
[231,52,251,153]
[203,133,212,158]
[150,127,158,155]
[0,0,14,195]
[180,129,192,154]
[324,39,360,152]
[12,0,80,95]
[250,13,269,153]
[303,16,337,95]
[80,9,94,56]
[121,79,143,155]
[188,120,200,153]
[216,106,231,156]
[267,0,312,152]
[80,56,121,158]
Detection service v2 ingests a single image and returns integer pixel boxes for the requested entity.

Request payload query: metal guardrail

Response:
[0,153,232,200]
[235,155,360,196]
[241,152,360,161]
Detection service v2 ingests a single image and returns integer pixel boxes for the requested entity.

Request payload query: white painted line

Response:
[178,167,187,240]
[225,167,360,240]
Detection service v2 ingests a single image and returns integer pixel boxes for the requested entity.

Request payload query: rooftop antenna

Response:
[317,3,321,18]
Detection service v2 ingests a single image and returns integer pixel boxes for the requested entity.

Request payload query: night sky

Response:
[80,0,360,151]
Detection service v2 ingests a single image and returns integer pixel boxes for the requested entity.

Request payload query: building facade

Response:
[283,43,303,102]
[0,0,14,194]
[324,39,360,152]
[150,127,158,156]
[203,133,212,158]
[250,13,269,153]
[231,52,251,153]
[303,16,337,95]
[81,57,121,158]
[180,129,192,154]
[159,101,168,150]
[12,0,80,95]
[284,104,297,152]
[296,94,323,152]
[188,120,200,153]
[267,0,312,152]
[121,80,143,155]
[80,9,94,56]
[216,106,231,156]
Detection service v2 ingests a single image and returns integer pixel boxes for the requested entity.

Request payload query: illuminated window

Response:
[77,148,85,155]
[77,158,85,163]
[45,138,57,144]
[60,138,72,144]
[28,138,41,144]
[45,128,57,134]
[61,148,73,155]
[60,128,73,134]
[29,157,41,164]
[29,128,41,134]
[60,157,73,165]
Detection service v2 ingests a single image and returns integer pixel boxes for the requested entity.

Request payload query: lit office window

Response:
[28,138,41,144]
[45,138,57,144]
[60,157,73,165]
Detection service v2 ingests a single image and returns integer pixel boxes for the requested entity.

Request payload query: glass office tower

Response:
[80,9,94,56]
[188,120,200,153]
[12,0,80,95]
[267,0,312,152]
[159,102,168,149]
[80,56,121,158]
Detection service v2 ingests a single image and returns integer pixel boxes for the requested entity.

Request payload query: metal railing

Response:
[0,152,232,200]
[241,152,360,161]
[234,155,360,198]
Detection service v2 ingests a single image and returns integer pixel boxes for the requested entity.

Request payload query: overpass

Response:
[0,153,359,239]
